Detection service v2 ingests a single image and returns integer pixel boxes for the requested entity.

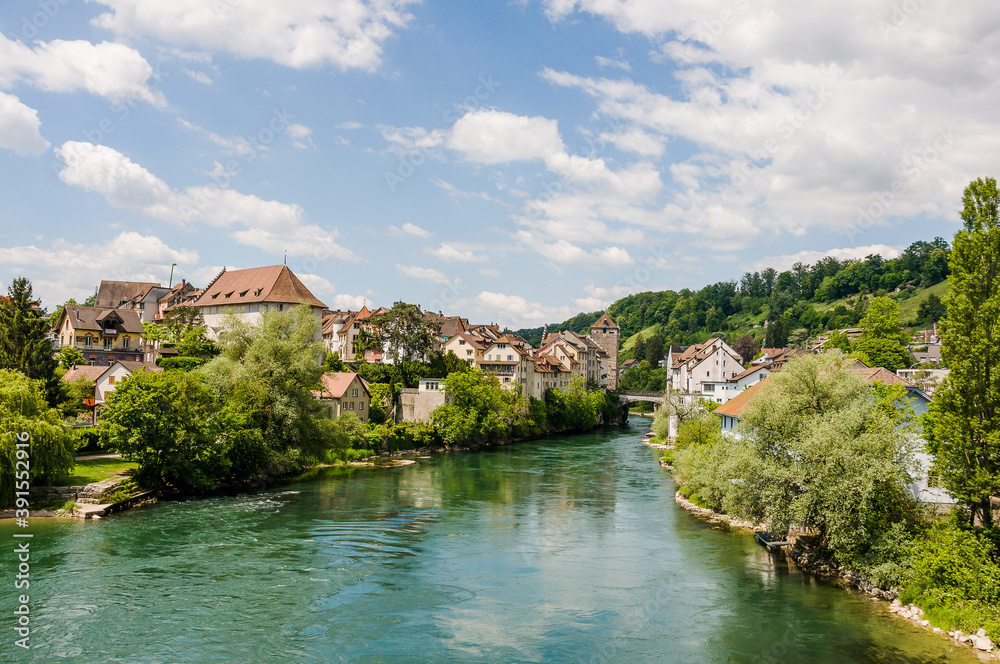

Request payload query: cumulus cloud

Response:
[54,141,359,261]
[447,110,564,164]
[535,0,1000,242]
[472,291,574,328]
[0,34,165,107]
[512,231,634,266]
[0,92,49,156]
[286,124,315,150]
[426,241,487,262]
[0,231,197,306]
[396,264,455,285]
[91,0,418,71]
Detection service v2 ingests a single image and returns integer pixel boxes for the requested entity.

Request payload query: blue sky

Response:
[0,1,996,328]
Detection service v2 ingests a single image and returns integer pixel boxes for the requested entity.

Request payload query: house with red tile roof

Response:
[312,372,371,422]
[668,338,743,395]
[62,360,161,424]
[190,265,327,339]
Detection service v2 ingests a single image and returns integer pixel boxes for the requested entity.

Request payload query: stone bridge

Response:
[619,390,666,405]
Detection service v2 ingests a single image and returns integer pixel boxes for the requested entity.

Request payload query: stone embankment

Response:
[890,601,995,655]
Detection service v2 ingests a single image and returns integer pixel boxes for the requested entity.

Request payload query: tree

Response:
[702,353,919,576]
[359,302,436,364]
[632,333,647,362]
[200,305,328,453]
[0,278,60,405]
[927,177,1000,529]
[733,334,759,365]
[430,370,520,444]
[100,370,226,491]
[645,335,665,366]
[916,293,946,326]
[57,345,85,369]
[764,317,788,348]
[0,369,76,504]
[852,296,911,371]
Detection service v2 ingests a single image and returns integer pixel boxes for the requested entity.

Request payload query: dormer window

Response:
[254,288,263,296]
[240,290,249,297]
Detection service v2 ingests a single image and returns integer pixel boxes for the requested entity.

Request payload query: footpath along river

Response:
[0,419,982,663]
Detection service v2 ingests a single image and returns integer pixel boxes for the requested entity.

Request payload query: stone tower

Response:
[590,312,620,390]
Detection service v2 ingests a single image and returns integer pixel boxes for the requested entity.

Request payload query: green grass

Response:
[58,458,137,486]
[621,323,662,351]
[898,279,950,327]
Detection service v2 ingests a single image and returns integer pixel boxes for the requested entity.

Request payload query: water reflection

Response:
[0,422,981,664]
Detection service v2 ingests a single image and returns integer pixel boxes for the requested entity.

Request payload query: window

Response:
[123,337,130,349]
[459,340,466,345]
[706,370,710,377]
[704,384,714,391]
[352,389,358,397]
[105,338,113,350]
[467,350,473,356]
[109,375,116,385]
[108,358,115,366]
[508,355,513,361]
[350,402,355,410]
[84,336,92,347]
[359,402,364,410]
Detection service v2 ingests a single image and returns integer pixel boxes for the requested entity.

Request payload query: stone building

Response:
[590,313,619,390]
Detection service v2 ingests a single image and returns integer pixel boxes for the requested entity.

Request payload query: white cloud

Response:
[92,0,418,71]
[595,55,631,72]
[388,222,432,238]
[0,92,49,156]
[447,110,563,164]
[337,121,363,130]
[331,293,371,310]
[426,241,487,263]
[183,68,213,85]
[472,291,573,328]
[747,244,904,274]
[512,231,634,266]
[0,231,197,306]
[535,0,1000,240]
[177,118,257,157]
[54,141,359,261]
[287,124,315,150]
[0,34,165,107]
[396,264,455,285]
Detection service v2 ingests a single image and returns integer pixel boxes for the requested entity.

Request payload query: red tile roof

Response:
[194,265,326,308]
[314,372,368,400]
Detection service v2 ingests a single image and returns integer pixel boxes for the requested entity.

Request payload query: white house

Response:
[190,265,327,340]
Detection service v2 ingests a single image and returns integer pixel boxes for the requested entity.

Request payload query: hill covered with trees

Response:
[516,237,951,358]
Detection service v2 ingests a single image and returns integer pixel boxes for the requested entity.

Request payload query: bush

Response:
[156,356,210,371]
[901,520,1000,639]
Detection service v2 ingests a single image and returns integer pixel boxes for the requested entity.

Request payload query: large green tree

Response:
[927,177,1000,528]
[0,277,60,405]
[100,370,226,491]
[0,369,76,504]
[851,296,911,370]
[359,302,437,364]
[199,305,328,453]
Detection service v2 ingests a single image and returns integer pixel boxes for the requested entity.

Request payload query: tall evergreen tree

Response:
[928,177,1000,528]
[0,277,59,405]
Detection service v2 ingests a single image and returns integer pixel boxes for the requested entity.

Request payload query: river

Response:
[1,420,981,663]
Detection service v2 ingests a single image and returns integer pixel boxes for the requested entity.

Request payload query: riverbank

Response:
[668,478,998,658]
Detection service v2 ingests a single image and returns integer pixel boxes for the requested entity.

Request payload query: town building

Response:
[668,338,743,394]
[53,306,145,365]
[399,378,454,423]
[62,360,162,423]
[590,313,619,389]
[190,265,327,340]
[313,372,371,422]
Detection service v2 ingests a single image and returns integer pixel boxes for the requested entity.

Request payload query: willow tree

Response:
[927,177,1000,528]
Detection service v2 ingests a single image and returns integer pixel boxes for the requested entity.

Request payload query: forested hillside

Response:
[515,238,951,355]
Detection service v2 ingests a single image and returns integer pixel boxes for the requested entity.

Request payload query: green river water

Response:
[1,420,983,663]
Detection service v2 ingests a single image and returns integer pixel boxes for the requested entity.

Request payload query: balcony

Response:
[103,328,119,336]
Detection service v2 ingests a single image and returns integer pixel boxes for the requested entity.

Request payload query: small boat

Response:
[755,531,790,550]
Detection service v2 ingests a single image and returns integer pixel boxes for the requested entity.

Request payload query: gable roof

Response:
[314,372,368,400]
[714,378,771,418]
[58,306,143,334]
[728,363,770,383]
[592,313,618,329]
[193,265,326,309]
[95,280,161,308]
[61,365,107,383]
